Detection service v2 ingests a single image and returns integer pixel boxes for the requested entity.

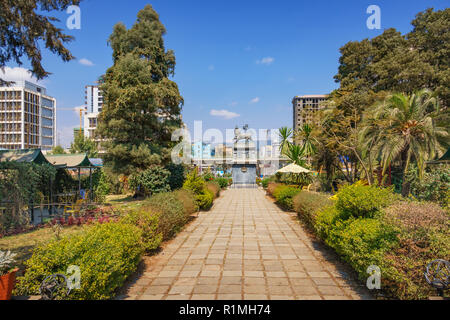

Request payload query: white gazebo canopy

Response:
[276,163,311,174]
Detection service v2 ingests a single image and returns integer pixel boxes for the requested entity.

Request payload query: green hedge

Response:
[14,189,201,300]
[145,192,191,241]
[121,209,162,252]
[215,177,229,189]
[294,183,450,300]
[14,222,144,300]
[293,191,333,226]
[183,169,214,210]
[128,166,171,196]
[336,184,395,219]
[206,181,221,198]
[268,184,301,211]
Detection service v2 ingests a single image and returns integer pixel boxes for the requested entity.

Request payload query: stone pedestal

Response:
[231,140,257,186]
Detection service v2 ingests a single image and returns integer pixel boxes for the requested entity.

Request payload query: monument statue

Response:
[234,125,252,143]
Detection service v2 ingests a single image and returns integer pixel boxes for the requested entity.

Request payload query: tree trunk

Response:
[401,149,412,197]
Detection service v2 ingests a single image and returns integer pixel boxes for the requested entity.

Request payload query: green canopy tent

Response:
[45,153,97,201]
[0,149,51,165]
[0,149,54,223]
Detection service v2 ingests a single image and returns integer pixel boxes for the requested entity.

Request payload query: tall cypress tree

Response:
[98,5,184,175]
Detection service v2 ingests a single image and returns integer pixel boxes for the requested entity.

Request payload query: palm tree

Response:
[295,124,318,158]
[278,127,293,155]
[361,89,448,195]
[284,144,307,167]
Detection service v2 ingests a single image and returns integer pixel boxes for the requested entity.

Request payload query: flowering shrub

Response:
[215,177,230,189]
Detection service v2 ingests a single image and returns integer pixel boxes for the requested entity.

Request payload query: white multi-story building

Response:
[83,85,103,140]
[0,81,56,150]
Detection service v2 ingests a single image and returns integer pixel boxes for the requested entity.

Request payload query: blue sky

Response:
[2,0,448,146]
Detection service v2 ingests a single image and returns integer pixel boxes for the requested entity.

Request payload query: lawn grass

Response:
[104,194,146,211]
[0,226,86,270]
[2,195,147,272]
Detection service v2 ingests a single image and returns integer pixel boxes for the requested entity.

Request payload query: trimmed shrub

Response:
[14,222,144,300]
[174,189,198,215]
[183,169,206,195]
[166,163,185,191]
[121,209,162,252]
[129,166,171,196]
[380,201,450,299]
[206,181,221,199]
[336,184,395,219]
[196,189,214,210]
[145,192,188,241]
[309,184,449,300]
[273,186,301,210]
[266,182,283,196]
[293,191,333,225]
[215,177,229,189]
[183,169,215,210]
[261,177,271,189]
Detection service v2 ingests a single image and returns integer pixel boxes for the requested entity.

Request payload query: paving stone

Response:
[191,294,216,300]
[267,285,293,295]
[165,295,190,300]
[244,271,264,277]
[270,295,296,300]
[245,294,268,300]
[296,295,323,300]
[193,284,218,294]
[223,270,242,277]
[138,294,164,300]
[218,285,242,294]
[317,286,345,296]
[292,285,320,295]
[122,189,372,301]
[217,294,242,300]
[244,284,267,294]
[220,277,243,285]
[266,278,289,286]
[143,286,170,295]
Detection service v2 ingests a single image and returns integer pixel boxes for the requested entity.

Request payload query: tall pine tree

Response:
[98,5,184,175]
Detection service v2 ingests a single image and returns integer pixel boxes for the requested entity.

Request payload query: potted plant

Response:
[0,250,18,300]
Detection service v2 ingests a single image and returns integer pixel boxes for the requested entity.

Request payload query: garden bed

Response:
[10,186,218,300]
[266,182,450,300]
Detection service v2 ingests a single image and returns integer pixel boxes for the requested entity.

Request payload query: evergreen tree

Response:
[70,134,98,158]
[97,5,183,175]
[50,145,66,155]
[0,0,81,85]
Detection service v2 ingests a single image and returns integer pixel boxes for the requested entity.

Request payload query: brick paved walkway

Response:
[120,188,373,300]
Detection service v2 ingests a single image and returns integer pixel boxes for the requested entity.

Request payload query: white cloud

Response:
[73,105,86,117]
[0,67,40,84]
[208,65,215,71]
[210,109,240,120]
[256,57,275,65]
[79,58,94,66]
[229,101,238,107]
[250,97,260,104]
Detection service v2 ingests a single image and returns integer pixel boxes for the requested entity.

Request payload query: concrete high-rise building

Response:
[292,95,327,132]
[0,81,56,150]
[83,85,103,139]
